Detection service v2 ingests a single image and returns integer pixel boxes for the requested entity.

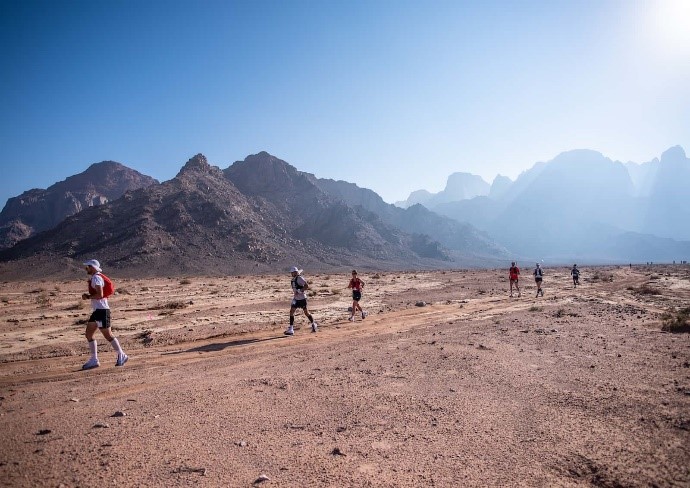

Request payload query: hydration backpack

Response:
[89,273,115,298]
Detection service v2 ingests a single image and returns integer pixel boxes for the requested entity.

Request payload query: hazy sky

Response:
[1,0,688,207]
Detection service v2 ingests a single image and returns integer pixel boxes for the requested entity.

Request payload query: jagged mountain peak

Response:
[176,153,214,176]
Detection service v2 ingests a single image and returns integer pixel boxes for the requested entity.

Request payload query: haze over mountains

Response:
[1,146,687,278]
[399,146,690,263]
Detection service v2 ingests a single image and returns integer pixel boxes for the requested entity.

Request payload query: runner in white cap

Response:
[284,266,318,335]
[80,259,128,370]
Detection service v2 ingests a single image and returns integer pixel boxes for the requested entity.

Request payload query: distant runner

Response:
[533,263,544,297]
[509,262,521,297]
[571,264,580,288]
[80,259,128,370]
[347,270,368,321]
[284,267,318,336]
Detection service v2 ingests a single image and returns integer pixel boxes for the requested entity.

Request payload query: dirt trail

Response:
[1,265,689,487]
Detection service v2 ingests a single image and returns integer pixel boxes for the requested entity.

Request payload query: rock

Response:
[93,423,109,429]
[415,301,427,307]
[331,447,346,456]
[69,398,79,402]
[254,474,270,483]
[111,411,126,417]
[36,429,51,435]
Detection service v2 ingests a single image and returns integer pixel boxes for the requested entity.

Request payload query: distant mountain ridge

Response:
[2,152,507,278]
[407,146,690,262]
[0,161,158,249]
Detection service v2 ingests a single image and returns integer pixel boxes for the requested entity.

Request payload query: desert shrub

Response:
[117,287,132,295]
[1,296,9,304]
[528,306,542,312]
[308,290,317,297]
[180,278,192,285]
[29,287,46,294]
[156,301,188,310]
[554,309,565,318]
[372,273,381,279]
[636,284,659,295]
[141,286,150,291]
[36,292,52,307]
[65,301,85,311]
[661,307,690,333]
[330,288,342,295]
[319,284,329,288]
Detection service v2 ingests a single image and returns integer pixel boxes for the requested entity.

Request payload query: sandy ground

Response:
[0,265,688,487]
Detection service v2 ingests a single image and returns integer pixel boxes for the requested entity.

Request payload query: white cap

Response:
[83,259,102,272]
[290,266,302,274]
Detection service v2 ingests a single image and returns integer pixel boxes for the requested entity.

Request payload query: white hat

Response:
[290,266,302,274]
[83,259,102,272]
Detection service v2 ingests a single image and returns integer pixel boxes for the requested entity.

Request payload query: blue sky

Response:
[1,0,688,207]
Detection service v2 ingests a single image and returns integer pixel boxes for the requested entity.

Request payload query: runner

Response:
[284,267,318,335]
[80,259,128,370]
[347,270,367,321]
[571,264,580,288]
[509,262,521,297]
[533,263,544,297]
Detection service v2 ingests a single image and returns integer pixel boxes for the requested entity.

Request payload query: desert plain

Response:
[0,265,688,487]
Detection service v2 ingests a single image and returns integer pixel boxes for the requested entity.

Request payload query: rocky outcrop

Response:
[0,161,158,249]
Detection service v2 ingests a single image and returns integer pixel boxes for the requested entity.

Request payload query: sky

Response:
[1,0,689,207]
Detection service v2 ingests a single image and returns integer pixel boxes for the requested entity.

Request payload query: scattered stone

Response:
[236,440,248,447]
[415,301,427,307]
[254,474,270,483]
[93,423,109,429]
[69,398,79,403]
[331,447,346,456]
[36,429,51,436]
[111,411,126,418]
[336,426,347,432]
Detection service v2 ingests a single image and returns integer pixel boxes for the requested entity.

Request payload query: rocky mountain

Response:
[0,153,463,278]
[426,147,690,263]
[312,177,508,263]
[397,172,490,208]
[0,161,157,250]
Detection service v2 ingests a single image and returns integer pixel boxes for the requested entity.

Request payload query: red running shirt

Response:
[509,267,520,280]
[348,278,363,291]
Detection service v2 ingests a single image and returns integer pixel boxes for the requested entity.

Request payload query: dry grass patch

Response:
[661,307,690,333]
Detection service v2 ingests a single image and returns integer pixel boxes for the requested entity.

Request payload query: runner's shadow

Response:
[163,336,285,355]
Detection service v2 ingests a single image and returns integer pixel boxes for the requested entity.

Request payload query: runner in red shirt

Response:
[509,262,521,297]
[347,270,367,321]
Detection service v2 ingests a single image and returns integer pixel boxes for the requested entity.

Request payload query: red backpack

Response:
[89,273,115,298]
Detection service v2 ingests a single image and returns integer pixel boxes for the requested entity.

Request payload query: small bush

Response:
[330,288,342,295]
[636,284,659,296]
[554,309,565,318]
[528,306,542,312]
[661,307,690,333]
[65,301,85,311]
[155,301,188,310]
[180,278,192,285]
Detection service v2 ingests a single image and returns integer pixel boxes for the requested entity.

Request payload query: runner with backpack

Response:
[80,259,128,370]
[284,267,318,336]
[509,262,521,297]
[533,263,544,297]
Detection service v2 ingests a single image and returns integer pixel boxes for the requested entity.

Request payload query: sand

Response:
[0,265,688,487]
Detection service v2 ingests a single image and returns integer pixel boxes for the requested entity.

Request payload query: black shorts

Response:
[535,278,543,283]
[291,299,308,309]
[352,290,362,301]
[89,309,111,328]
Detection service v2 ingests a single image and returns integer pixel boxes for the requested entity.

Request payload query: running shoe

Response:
[115,353,129,367]
[362,311,368,319]
[348,316,355,322]
[284,327,294,336]
[81,358,100,370]
[311,322,318,333]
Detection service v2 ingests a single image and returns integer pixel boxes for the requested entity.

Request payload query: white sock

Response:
[110,338,124,355]
[88,339,98,360]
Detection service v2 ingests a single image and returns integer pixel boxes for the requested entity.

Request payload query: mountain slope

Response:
[0,161,158,249]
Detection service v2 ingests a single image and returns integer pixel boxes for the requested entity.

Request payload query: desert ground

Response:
[0,265,688,487]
